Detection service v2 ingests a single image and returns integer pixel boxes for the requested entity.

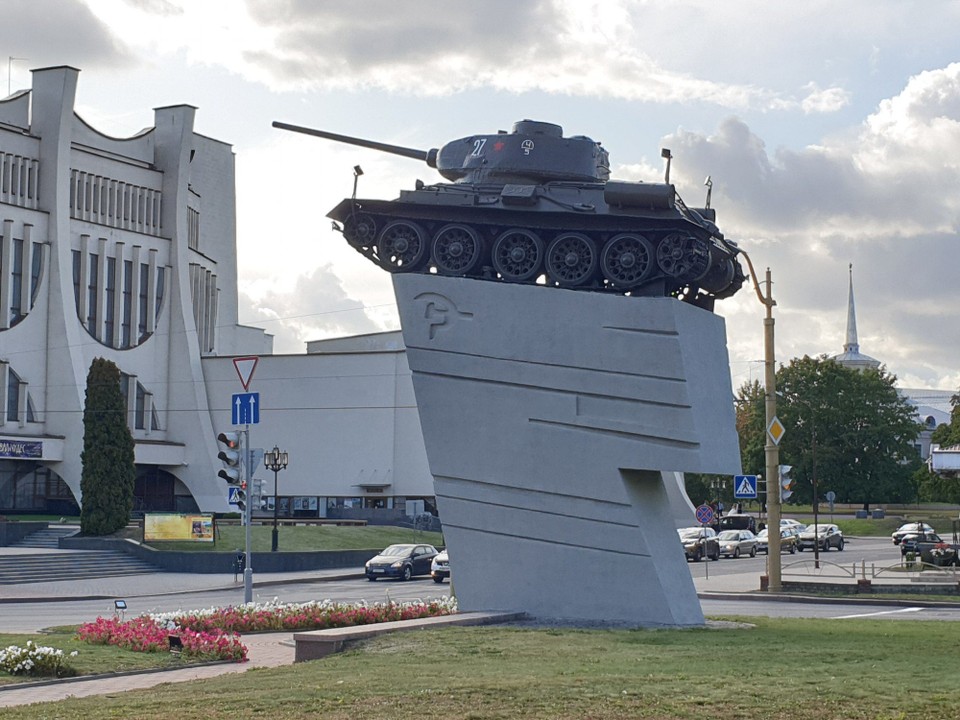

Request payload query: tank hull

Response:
[328,180,743,308]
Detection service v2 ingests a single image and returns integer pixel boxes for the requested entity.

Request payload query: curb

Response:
[0,571,365,604]
[697,590,960,609]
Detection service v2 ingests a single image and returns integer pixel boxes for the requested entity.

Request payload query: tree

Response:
[735,379,766,478]
[80,358,136,535]
[736,355,922,510]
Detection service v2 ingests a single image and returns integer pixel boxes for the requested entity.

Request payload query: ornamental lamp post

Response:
[263,445,288,552]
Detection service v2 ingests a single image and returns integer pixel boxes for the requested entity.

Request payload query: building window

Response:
[155,266,165,322]
[86,252,99,334]
[121,260,132,347]
[135,383,146,430]
[138,263,149,341]
[30,242,43,305]
[6,369,21,422]
[9,238,23,322]
[104,256,116,344]
[72,250,81,307]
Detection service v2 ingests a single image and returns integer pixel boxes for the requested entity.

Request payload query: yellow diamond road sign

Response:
[767,416,786,445]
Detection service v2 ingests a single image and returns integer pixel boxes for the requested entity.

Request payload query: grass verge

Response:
[3,616,958,718]
[144,525,444,552]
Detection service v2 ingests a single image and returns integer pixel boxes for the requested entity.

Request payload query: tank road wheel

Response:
[656,233,711,282]
[545,232,598,287]
[342,212,378,249]
[492,229,544,282]
[376,220,427,272]
[432,224,483,276]
[600,233,656,289]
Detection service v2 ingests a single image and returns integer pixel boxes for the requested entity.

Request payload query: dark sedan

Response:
[365,543,438,581]
[900,532,943,556]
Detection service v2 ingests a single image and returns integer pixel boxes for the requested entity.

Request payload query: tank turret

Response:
[273,119,744,309]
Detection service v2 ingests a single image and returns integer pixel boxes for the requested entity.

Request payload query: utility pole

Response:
[741,255,782,591]
[762,267,783,591]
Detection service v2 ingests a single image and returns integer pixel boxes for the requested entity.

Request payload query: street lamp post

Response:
[263,445,288,552]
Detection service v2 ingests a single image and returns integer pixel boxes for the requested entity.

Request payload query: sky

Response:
[4,0,960,395]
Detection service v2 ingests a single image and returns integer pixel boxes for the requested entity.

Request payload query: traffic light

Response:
[217,431,242,486]
[779,464,794,501]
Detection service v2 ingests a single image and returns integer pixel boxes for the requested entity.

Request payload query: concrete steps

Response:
[0,550,162,584]
[9,526,79,549]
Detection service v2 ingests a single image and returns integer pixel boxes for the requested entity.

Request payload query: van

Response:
[717,514,757,534]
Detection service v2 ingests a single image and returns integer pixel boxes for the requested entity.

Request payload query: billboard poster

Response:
[144,513,215,542]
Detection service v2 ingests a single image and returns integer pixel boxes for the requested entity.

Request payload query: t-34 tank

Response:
[273,119,744,309]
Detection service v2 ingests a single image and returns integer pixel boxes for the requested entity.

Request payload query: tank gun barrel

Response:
[272,121,437,167]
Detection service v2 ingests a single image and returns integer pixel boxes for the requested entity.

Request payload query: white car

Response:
[430,550,450,583]
[717,529,758,559]
[891,522,934,545]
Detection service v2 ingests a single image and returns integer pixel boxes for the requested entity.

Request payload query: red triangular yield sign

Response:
[233,356,259,390]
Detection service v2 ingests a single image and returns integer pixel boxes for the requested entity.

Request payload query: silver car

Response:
[717,529,758,558]
[798,522,844,552]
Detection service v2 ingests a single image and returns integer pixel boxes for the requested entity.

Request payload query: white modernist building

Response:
[0,67,435,520]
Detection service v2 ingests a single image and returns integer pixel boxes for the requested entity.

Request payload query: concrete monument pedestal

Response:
[394,274,740,626]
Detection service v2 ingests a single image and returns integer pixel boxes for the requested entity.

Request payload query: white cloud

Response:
[800,84,851,114]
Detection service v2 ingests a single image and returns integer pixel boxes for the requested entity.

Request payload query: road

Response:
[1,535,957,633]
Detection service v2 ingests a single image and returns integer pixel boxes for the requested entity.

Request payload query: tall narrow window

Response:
[30,242,42,304]
[121,260,132,347]
[138,263,149,341]
[155,266,165,322]
[6,369,20,422]
[9,238,23,322]
[72,250,81,307]
[135,382,146,430]
[86,253,99,334]
[104,256,116,345]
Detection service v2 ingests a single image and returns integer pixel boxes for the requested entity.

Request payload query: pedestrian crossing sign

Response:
[733,474,758,499]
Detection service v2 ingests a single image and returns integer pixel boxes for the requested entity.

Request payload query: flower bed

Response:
[0,641,78,678]
[76,597,457,664]
[76,616,247,663]
[153,597,458,634]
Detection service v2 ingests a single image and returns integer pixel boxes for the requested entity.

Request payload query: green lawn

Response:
[3,617,958,719]
[145,524,444,552]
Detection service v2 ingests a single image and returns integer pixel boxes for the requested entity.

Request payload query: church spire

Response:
[833,262,880,372]
[844,263,859,354]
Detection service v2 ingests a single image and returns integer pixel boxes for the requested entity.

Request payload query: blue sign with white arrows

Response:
[733,474,758,499]
[232,392,260,425]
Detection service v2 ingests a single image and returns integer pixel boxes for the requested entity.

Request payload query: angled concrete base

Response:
[394,275,741,627]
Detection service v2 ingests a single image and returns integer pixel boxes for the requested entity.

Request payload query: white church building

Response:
[0,67,435,520]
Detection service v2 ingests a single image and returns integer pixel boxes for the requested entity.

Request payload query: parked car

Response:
[899,532,943,556]
[717,529,758,558]
[891,522,934,545]
[756,527,798,555]
[781,518,805,530]
[677,527,720,562]
[798,522,844,552]
[365,543,438,581]
[431,550,450,583]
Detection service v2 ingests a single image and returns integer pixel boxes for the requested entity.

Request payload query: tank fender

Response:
[604,181,675,210]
